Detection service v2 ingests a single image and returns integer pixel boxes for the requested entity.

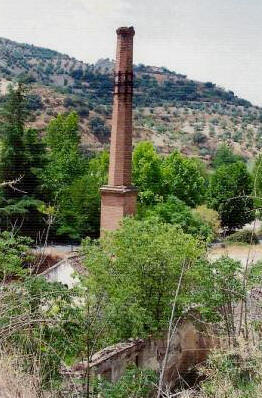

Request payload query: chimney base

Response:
[100,185,138,235]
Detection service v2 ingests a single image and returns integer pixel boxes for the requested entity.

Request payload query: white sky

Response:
[0,0,261,105]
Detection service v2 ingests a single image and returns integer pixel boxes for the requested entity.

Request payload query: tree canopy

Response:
[132,141,162,204]
[83,218,204,341]
[212,143,244,169]
[162,151,206,207]
[0,83,46,235]
[208,161,254,231]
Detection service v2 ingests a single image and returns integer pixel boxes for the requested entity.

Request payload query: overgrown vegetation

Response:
[93,366,157,398]
[224,229,259,245]
[0,214,261,396]
[0,83,258,241]
[0,58,262,396]
[180,340,262,398]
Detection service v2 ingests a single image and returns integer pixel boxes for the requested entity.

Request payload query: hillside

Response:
[0,37,262,159]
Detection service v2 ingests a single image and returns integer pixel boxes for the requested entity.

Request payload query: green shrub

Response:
[82,218,204,341]
[194,341,262,398]
[89,116,110,138]
[225,229,259,245]
[93,365,157,398]
[138,196,214,242]
[0,231,33,279]
[193,131,207,145]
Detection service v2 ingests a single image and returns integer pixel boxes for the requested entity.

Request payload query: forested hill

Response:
[0,36,261,159]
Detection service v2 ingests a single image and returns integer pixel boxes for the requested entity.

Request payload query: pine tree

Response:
[0,83,46,235]
[0,82,29,198]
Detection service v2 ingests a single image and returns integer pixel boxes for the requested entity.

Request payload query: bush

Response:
[82,218,204,341]
[213,144,244,168]
[208,161,254,231]
[93,365,157,398]
[138,196,214,242]
[192,205,221,237]
[63,96,74,107]
[193,131,207,145]
[193,340,262,398]
[77,106,89,117]
[89,116,110,138]
[0,231,33,279]
[26,94,43,111]
[225,229,259,245]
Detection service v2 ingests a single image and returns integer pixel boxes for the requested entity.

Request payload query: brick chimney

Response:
[100,27,137,234]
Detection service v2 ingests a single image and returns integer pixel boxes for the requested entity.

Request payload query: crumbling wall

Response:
[71,320,219,390]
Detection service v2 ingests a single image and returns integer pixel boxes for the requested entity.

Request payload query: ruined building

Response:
[100,26,137,233]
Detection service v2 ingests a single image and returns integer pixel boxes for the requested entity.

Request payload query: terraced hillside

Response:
[0,37,261,159]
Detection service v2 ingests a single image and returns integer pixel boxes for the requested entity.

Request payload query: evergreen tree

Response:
[0,83,29,198]
[0,83,46,235]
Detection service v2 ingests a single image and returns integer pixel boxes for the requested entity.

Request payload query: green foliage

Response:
[89,116,110,139]
[82,218,247,345]
[213,144,244,169]
[253,154,262,215]
[0,82,30,197]
[22,127,47,194]
[208,161,254,231]
[190,256,244,324]
[56,151,109,239]
[45,111,80,152]
[132,143,207,207]
[93,365,157,397]
[0,83,46,235]
[82,218,204,342]
[195,342,262,398]
[40,112,109,240]
[192,205,221,236]
[0,275,105,390]
[138,196,214,242]
[0,230,252,393]
[224,229,259,245]
[193,131,207,145]
[26,93,43,110]
[0,231,32,279]
[132,142,162,204]
[162,151,206,207]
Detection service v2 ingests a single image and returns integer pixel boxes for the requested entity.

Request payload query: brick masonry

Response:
[100,27,137,234]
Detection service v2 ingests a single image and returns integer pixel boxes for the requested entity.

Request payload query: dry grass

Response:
[0,358,38,398]
[172,337,262,398]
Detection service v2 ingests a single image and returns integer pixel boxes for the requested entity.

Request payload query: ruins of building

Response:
[100,26,137,234]
[38,27,222,392]
[39,252,85,288]
[69,320,220,392]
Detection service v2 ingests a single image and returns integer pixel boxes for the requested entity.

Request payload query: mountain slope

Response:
[0,37,261,159]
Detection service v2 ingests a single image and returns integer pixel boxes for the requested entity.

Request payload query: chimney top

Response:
[116,26,135,36]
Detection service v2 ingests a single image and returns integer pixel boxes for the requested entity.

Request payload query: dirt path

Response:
[208,244,262,266]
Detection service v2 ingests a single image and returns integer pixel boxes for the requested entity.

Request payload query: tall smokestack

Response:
[100,27,137,234]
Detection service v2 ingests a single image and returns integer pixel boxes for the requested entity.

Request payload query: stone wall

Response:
[71,320,219,390]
